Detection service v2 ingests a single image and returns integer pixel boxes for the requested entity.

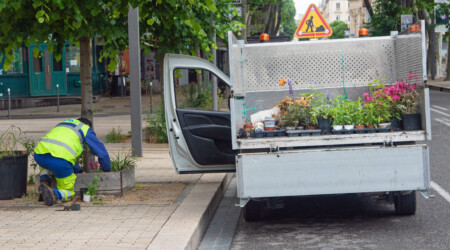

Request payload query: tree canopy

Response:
[329,20,348,39]
[279,0,297,40]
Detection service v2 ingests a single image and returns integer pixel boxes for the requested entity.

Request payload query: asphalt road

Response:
[201,90,450,250]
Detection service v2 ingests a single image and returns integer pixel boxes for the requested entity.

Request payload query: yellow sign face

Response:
[295,4,332,39]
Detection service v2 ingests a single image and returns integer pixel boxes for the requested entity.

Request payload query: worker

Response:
[34,118,111,206]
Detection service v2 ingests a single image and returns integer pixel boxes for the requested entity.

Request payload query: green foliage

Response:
[28,174,35,185]
[329,20,348,39]
[106,127,125,143]
[144,105,168,143]
[110,150,136,172]
[0,126,35,157]
[87,174,100,198]
[279,0,297,40]
[367,0,412,36]
[280,101,301,127]
[140,0,243,61]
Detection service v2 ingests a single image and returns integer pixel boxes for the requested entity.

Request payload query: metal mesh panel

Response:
[231,37,396,93]
[394,33,423,82]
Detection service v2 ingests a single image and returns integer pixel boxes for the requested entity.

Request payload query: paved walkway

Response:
[427,79,450,91]
[0,96,231,249]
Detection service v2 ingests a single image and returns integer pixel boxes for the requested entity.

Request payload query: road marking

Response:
[434,118,450,127]
[430,108,450,118]
[432,105,448,111]
[431,181,450,204]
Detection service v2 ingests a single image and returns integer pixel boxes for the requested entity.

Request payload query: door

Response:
[29,44,67,96]
[164,54,236,173]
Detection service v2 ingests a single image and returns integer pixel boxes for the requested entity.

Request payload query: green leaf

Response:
[32,48,40,58]
[38,17,45,23]
[147,19,154,25]
[36,10,45,18]
[184,19,192,27]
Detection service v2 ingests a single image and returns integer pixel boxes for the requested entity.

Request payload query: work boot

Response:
[38,180,50,202]
[39,183,56,206]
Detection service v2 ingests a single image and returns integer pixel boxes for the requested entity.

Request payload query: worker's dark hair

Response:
[77,117,92,127]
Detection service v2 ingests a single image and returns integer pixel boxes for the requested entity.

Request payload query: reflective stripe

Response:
[41,138,77,157]
[56,123,84,146]
[57,189,73,201]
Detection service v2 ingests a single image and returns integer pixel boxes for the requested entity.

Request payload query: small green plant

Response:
[106,127,125,143]
[110,150,137,171]
[28,174,35,184]
[0,126,35,157]
[87,174,100,198]
[144,104,168,143]
[21,187,37,204]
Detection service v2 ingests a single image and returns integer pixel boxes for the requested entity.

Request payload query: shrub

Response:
[106,127,125,143]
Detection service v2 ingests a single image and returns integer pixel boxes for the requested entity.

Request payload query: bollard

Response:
[8,88,11,119]
[150,81,153,114]
[57,84,60,112]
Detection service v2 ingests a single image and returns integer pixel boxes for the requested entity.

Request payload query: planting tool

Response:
[57,197,80,211]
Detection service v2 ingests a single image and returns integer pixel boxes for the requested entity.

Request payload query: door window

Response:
[174,68,230,112]
[53,56,63,72]
[32,52,43,73]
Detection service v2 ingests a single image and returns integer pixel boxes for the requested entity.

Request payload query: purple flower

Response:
[288,80,294,98]
[326,91,331,101]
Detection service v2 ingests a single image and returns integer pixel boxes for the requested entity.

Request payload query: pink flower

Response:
[408,73,413,80]
[391,95,400,101]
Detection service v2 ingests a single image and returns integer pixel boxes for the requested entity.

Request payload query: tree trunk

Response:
[364,0,374,17]
[79,36,95,173]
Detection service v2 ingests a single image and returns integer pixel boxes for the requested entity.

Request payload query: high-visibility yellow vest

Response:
[34,119,89,165]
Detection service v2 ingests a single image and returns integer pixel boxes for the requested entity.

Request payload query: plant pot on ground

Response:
[317,116,332,134]
[390,118,402,131]
[355,124,365,129]
[0,126,35,200]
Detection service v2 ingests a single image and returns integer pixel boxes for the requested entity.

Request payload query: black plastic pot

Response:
[401,113,421,130]
[317,116,332,134]
[390,118,402,131]
[80,188,88,201]
[0,152,28,200]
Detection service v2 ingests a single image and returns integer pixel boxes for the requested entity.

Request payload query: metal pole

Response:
[150,81,153,114]
[57,84,60,112]
[128,5,143,157]
[7,88,11,119]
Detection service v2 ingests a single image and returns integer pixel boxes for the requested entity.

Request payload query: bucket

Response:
[264,117,275,131]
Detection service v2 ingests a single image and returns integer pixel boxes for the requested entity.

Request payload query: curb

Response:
[148,172,233,250]
[428,85,450,93]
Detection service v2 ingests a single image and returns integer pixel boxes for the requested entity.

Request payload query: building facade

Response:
[321,0,351,25]
[348,0,371,37]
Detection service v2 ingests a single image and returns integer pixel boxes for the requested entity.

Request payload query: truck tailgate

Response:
[237,145,429,199]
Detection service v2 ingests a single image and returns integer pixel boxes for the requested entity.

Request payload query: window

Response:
[348,16,351,22]
[174,68,230,112]
[53,56,63,72]
[32,52,43,73]
[65,46,80,73]
[336,2,340,10]
[0,48,24,74]
[336,15,340,21]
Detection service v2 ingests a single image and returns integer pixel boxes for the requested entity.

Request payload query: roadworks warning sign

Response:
[295,4,332,39]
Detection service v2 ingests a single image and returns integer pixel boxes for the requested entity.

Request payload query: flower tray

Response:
[333,128,391,134]
[286,129,322,137]
[251,129,286,138]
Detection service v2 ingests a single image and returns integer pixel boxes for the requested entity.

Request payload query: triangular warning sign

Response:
[295,4,332,39]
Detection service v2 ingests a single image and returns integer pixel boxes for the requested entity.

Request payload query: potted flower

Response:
[280,102,300,131]
[398,84,421,130]
[311,104,333,134]
[353,100,366,130]
[0,126,35,200]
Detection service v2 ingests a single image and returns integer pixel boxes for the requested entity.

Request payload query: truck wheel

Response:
[394,191,416,215]
[243,200,263,221]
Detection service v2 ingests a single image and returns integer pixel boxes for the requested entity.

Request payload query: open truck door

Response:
[163,54,236,173]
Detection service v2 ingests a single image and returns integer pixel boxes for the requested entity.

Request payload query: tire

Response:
[394,191,416,215]
[243,200,263,221]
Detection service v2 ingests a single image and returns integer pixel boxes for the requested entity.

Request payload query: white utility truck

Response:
[163,22,431,221]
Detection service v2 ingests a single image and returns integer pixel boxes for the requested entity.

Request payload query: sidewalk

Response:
[0,98,233,250]
[427,79,450,92]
